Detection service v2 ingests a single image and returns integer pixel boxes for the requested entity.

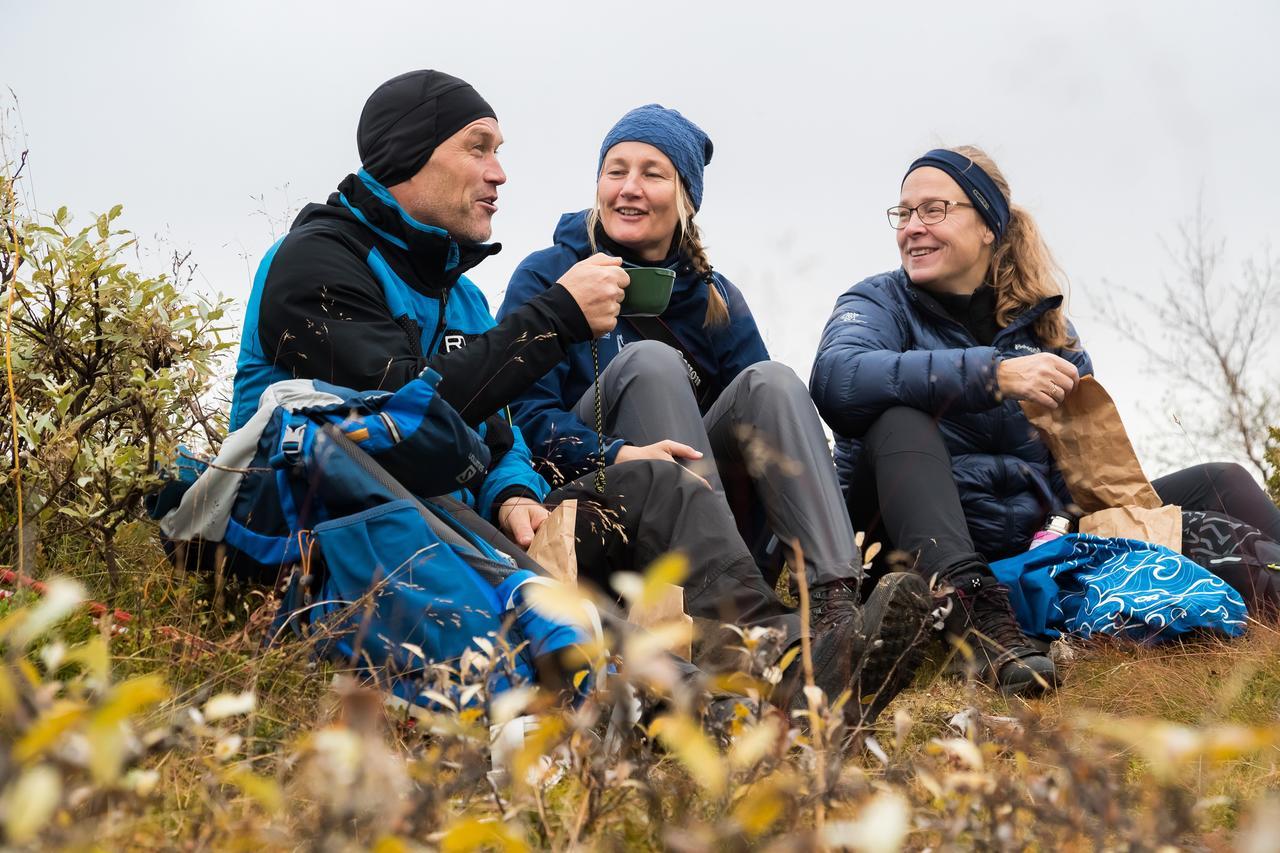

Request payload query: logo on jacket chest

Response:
[1010,343,1042,355]
[441,331,474,353]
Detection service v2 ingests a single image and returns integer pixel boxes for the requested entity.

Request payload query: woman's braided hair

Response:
[673,176,729,328]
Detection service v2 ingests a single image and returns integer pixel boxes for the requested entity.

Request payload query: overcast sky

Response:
[7,0,1279,474]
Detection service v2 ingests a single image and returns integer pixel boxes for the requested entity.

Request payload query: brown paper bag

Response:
[527,500,692,654]
[1021,375,1182,551]
[627,584,694,661]
[1078,505,1182,549]
[527,500,579,584]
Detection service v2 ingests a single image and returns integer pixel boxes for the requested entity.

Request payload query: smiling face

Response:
[388,118,506,242]
[596,141,681,262]
[897,166,994,294]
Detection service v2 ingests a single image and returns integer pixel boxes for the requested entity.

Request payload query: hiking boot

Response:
[945,572,1057,696]
[775,589,860,724]
[853,572,932,724]
[808,576,928,727]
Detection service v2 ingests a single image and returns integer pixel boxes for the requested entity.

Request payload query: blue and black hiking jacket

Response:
[230,170,594,520]
[810,268,1094,560]
[498,210,769,482]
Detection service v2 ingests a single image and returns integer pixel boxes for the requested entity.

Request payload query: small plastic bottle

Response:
[1029,513,1073,550]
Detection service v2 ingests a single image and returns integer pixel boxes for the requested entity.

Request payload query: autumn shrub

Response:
[1,159,234,582]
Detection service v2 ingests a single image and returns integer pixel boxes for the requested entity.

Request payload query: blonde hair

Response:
[587,174,729,328]
[947,145,1073,350]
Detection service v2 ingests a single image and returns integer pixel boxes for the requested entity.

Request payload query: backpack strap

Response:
[621,316,724,413]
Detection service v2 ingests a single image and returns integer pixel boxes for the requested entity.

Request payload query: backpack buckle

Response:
[279,423,307,466]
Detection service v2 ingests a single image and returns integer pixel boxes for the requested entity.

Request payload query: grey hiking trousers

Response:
[574,340,860,588]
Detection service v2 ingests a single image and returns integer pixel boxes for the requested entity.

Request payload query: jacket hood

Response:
[297,170,501,290]
[551,210,594,258]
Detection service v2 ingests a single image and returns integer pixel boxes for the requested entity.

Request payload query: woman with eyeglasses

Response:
[498,104,935,723]
[811,146,1280,696]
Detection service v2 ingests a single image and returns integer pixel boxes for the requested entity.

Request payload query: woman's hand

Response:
[614,440,712,489]
[614,440,703,465]
[497,496,550,549]
[997,353,1080,408]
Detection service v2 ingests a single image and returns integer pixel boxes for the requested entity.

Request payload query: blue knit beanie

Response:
[597,104,714,210]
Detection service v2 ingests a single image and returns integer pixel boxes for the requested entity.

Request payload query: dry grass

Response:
[4,525,1280,851]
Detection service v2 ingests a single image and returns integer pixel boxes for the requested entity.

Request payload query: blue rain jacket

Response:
[498,210,769,481]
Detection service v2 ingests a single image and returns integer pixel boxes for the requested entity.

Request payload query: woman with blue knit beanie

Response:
[499,104,933,720]
[811,145,1280,696]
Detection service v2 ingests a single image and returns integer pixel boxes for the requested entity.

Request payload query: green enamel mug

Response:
[620,267,676,317]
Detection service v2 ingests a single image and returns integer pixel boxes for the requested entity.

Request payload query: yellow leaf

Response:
[775,645,802,676]
[7,578,85,647]
[93,674,169,728]
[641,553,690,608]
[710,672,773,698]
[728,717,782,771]
[63,635,110,684]
[623,621,694,669]
[522,581,594,629]
[15,658,42,691]
[732,779,787,838]
[222,766,284,814]
[14,700,87,762]
[0,669,16,716]
[83,674,168,784]
[87,720,128,785]
[512,716,565,788]
[371,835,409,853]
[439,816,529,853]
[2,764,62,843]
[649,714,726,796]
[1203,724,1279,760]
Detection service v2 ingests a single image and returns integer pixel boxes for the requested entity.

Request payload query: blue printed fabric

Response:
[990,534,1248,641]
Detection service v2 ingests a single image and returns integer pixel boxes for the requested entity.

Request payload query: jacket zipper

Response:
[427,287,451,355]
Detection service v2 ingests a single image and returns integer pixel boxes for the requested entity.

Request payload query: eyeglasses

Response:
[886,200,973,229]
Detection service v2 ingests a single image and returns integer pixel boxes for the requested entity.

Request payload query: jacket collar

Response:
[592,217,684,270]
[897,267,1063,340]
[333,170,500,291]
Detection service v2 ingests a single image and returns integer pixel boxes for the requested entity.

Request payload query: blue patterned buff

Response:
[991,533,1248,641]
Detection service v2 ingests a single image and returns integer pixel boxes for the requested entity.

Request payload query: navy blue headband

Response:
[904,149,1010,242]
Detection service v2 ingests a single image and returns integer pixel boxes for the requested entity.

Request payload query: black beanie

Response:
[357,70,497,186]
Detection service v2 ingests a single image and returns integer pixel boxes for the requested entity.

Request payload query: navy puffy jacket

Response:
[498,210,769,482]
[809,268,1094,560]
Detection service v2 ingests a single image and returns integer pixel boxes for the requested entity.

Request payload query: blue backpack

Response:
[155,370,591,705]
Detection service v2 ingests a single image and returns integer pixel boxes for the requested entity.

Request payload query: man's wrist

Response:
[494,485,540,507]
[539,283,593,344]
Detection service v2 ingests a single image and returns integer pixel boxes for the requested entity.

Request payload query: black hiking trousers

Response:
[435,459,800,672]
[549,460,801,663]
[846,406,1280,585]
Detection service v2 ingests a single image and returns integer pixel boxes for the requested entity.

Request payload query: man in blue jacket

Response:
[229,70,907,722]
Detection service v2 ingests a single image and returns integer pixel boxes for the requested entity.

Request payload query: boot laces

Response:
[808,580,858,630]
[957,578,1027,653]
